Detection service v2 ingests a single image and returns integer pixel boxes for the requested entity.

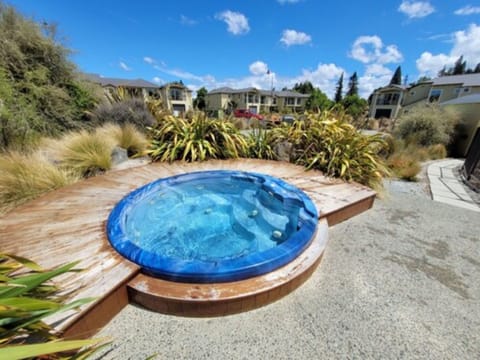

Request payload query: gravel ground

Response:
[95,178,480,360]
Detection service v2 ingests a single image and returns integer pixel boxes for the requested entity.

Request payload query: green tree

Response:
[474,63,480,73]
[341,95,368,120]
[293,81,315,94]
[452,55,466,75]
[294,81,333,111]
[346,72,358,97]
[334,73,344,103]
[193,87,208,110]
[389,66,402,85]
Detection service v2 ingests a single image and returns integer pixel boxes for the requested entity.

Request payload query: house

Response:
[158,82,193,115]
[205,87,309,115]
[368,84,406,119]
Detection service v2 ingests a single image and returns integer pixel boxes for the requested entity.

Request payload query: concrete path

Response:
[427,159,480,212]
[95,180,480,359]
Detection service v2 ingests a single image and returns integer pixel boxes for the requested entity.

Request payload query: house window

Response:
[376,93,400,105]
[296,98,302,105]
[169,88,185,101]
[273,97,277,105]
[428,89,442,102]
[260,96,266,104]
[463,87,471,93]
[454,87,461,96]
[410,91,416,96]
[286,97,295,105]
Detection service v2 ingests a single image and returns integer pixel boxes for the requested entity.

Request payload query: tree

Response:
[293,81,315,94]
[389,66,402,85]
[346,72,358,97]
[293,81,333,111]
[193,87,207,110]
[334,73,344,103]
[474,63,480,73]
[452,55,467,75]
[341,94,368,120]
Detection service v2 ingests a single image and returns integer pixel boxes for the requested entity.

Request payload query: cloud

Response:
[359,64,394,97]
[454,6,480,15]
[398,1,435,19]
[119,61,131,71]
[289,63,345,98]
[416,23,480,77]
[350,35,403,64]
[277,0,300,4]
[143,56,155,64]
[180,15,197,26]
[215,10,250,35]
[280,29,312,46]
[152,77,164,84]
[249,61,269,75]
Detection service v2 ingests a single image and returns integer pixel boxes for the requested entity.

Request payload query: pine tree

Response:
[452,55,466,75]
[334,73,343,103]
[346,72,358,97]
[474,63,480,73]
[389,66,402,85]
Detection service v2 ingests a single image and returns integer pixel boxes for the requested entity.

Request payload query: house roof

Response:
[441,93,480,105]
[376,84,407,93]
[432,73,480,87]
[84,73,160,88]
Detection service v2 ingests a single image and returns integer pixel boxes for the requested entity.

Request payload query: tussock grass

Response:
[96,123,147,156]
[0,152,79,214]
[427,144,447,160]
[59,130,113,177]
[387,152,421,181]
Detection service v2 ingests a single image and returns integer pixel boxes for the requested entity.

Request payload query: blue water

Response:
[124,178,299,262]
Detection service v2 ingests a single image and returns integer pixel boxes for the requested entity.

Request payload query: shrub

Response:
[247,127,277,160]
[96,123,147,156]
[271,111,389,189]
[147,112,248,162]
[59,130,113,176]
[0,152,79,214]
[90,98,155,130]
[394,104,459,147]
[387,152,421,181]
[427,144,447,160]
[0,254,104,359]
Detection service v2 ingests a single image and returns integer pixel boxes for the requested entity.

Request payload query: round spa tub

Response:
[107,170,318,283]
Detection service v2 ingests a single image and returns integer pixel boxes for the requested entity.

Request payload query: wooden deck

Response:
[0,159,376,337]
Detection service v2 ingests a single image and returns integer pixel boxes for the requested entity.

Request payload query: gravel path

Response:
[96,179,480,360]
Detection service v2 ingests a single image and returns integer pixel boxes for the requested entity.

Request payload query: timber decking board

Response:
[0,159,376,333]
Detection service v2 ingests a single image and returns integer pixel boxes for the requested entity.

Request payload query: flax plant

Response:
[146,112,248,162]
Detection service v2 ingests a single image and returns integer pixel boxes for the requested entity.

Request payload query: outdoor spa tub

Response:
[107,170,318,283]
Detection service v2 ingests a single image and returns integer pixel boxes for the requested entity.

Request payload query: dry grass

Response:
[0,152,79,214]
[427,144,447,160]
[96,123,148,156]
[59,130,114,177]
[387,152,422,181]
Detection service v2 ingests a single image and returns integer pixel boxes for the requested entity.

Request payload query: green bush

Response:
[271,111,389,189]
[91,98,156,130]
[147,112,248,162]
[247,127,277,160]
[0,152,79,214]
[394,104,459,147]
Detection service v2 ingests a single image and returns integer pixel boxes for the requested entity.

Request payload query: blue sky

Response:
[7,0,480,98]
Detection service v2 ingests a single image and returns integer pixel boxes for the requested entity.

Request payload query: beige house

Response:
[84,73,162,99]
[206,87,309,115]
[369,73,480,120]
[159,82,193,115]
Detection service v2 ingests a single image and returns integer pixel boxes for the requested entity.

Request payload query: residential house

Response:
[368,84,406,119]
[84,73,161,99]
[205,87,309,115]
[158,82,193,115]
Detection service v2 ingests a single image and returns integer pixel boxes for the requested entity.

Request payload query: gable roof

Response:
[432,73,480,87]
[84,73,160,88]
[208,87,309,98]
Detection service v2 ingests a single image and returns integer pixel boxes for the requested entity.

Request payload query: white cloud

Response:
[289,63,345,98]
[143,56,155,64]
[249,61,269,75]
[119,61,131,71]
[359,64,394,97]
[280,29,312,47]
[398,1,435,19]
[416,23,480,77]
[350,35,403,64]
[215,10,250,35]
[277,0,300,4]
[180,15,197,26]
[454,6,480,16]
[152,77,163,84]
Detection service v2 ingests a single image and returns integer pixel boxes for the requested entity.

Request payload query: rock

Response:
[274,141,293,162]
[111,146,128,165]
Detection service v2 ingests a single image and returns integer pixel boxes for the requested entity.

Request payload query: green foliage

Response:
[0,3,99,150]
[0,152,79,214]
[341,94,368,121]
[91,98,156,129]
[193,87,208,110]
[247,127,277,160]
[346,72,358,97]
[0,253,104,359]
[394,104,459,147]
[59,130,113,177]
[147,112,248,162]
[271,111,389,188]
[390,66,402,85]
[334,73,343,103]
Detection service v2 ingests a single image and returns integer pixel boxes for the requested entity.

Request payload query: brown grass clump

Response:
[427,144,447,160]
[387,152,421,181]
[0,152,79,214]
[96,123,147,156]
